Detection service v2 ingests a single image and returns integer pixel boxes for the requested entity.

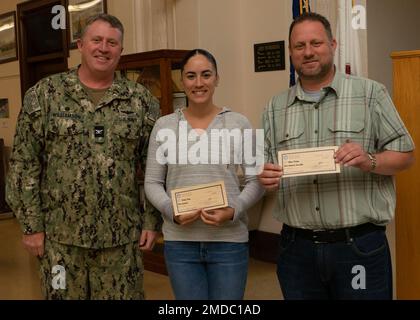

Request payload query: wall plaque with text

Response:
[254,41,285,72]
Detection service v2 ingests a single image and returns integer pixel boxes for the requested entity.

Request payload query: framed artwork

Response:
[68,0,107,49]
[0,99,9,118]
[0,11,17,64]
[173,92,187,111]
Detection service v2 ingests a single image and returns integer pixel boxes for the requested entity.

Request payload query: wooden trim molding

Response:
[390,50,420,59]
[143,244,167,275]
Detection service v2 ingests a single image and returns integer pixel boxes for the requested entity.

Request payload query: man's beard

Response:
[296,60,334,81]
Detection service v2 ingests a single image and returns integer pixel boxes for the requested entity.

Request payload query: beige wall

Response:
[367,0,420,94]
[173,0,199,50]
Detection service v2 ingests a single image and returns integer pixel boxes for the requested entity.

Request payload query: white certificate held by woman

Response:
[171,181,229,216]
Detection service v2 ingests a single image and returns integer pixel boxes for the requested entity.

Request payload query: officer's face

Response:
[77,20,123,76]
[289,20,336,81]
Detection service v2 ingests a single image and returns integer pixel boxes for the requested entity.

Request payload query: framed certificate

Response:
[278,146,340,177]
[171,181,228,216]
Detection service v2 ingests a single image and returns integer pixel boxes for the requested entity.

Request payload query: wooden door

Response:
[392,50,420,299]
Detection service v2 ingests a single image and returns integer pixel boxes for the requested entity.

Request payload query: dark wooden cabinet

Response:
[118,50,189,274]
[117,49,189,116]
[17,0,69,99]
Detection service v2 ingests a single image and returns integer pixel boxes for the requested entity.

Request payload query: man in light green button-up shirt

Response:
[259,12,414,300]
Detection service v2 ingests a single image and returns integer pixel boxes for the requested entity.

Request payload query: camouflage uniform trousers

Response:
[38,238,144,299]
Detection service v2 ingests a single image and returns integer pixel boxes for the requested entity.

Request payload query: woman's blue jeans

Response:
[276,227,392,300]
[164,241,249,300]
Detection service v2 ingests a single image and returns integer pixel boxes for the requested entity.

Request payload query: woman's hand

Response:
[200,207,235,226]
[174,210,201,225]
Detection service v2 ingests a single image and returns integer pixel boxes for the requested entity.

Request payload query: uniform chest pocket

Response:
[46,117,85,157]
[109,121,141,160]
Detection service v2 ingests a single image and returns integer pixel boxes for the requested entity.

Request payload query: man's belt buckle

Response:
[312,234,329,244]
[311,229,335,243]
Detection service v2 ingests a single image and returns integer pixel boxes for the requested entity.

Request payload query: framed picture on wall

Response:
[0,99,9,118]
[0,11,18,65]
[68,0,107,49]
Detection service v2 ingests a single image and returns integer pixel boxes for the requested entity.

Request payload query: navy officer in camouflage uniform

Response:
[6,14,161,299]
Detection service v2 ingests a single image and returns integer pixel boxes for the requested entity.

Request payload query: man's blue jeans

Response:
[164,241,249,300]
[276,226,392,300]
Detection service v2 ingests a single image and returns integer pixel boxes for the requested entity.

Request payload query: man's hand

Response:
[200,207,235,226]
[139,230,160,251]
[336,141,414,175]
[258,163,283,191]
[335,141,372,172]
[22,232,45,257]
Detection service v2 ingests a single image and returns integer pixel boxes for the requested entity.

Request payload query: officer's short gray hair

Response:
[80,13,124,43]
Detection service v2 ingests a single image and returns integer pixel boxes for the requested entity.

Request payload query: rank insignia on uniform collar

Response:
[94,126,105,138]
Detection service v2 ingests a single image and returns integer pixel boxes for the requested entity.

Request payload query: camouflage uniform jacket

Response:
[6,67,162,248]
